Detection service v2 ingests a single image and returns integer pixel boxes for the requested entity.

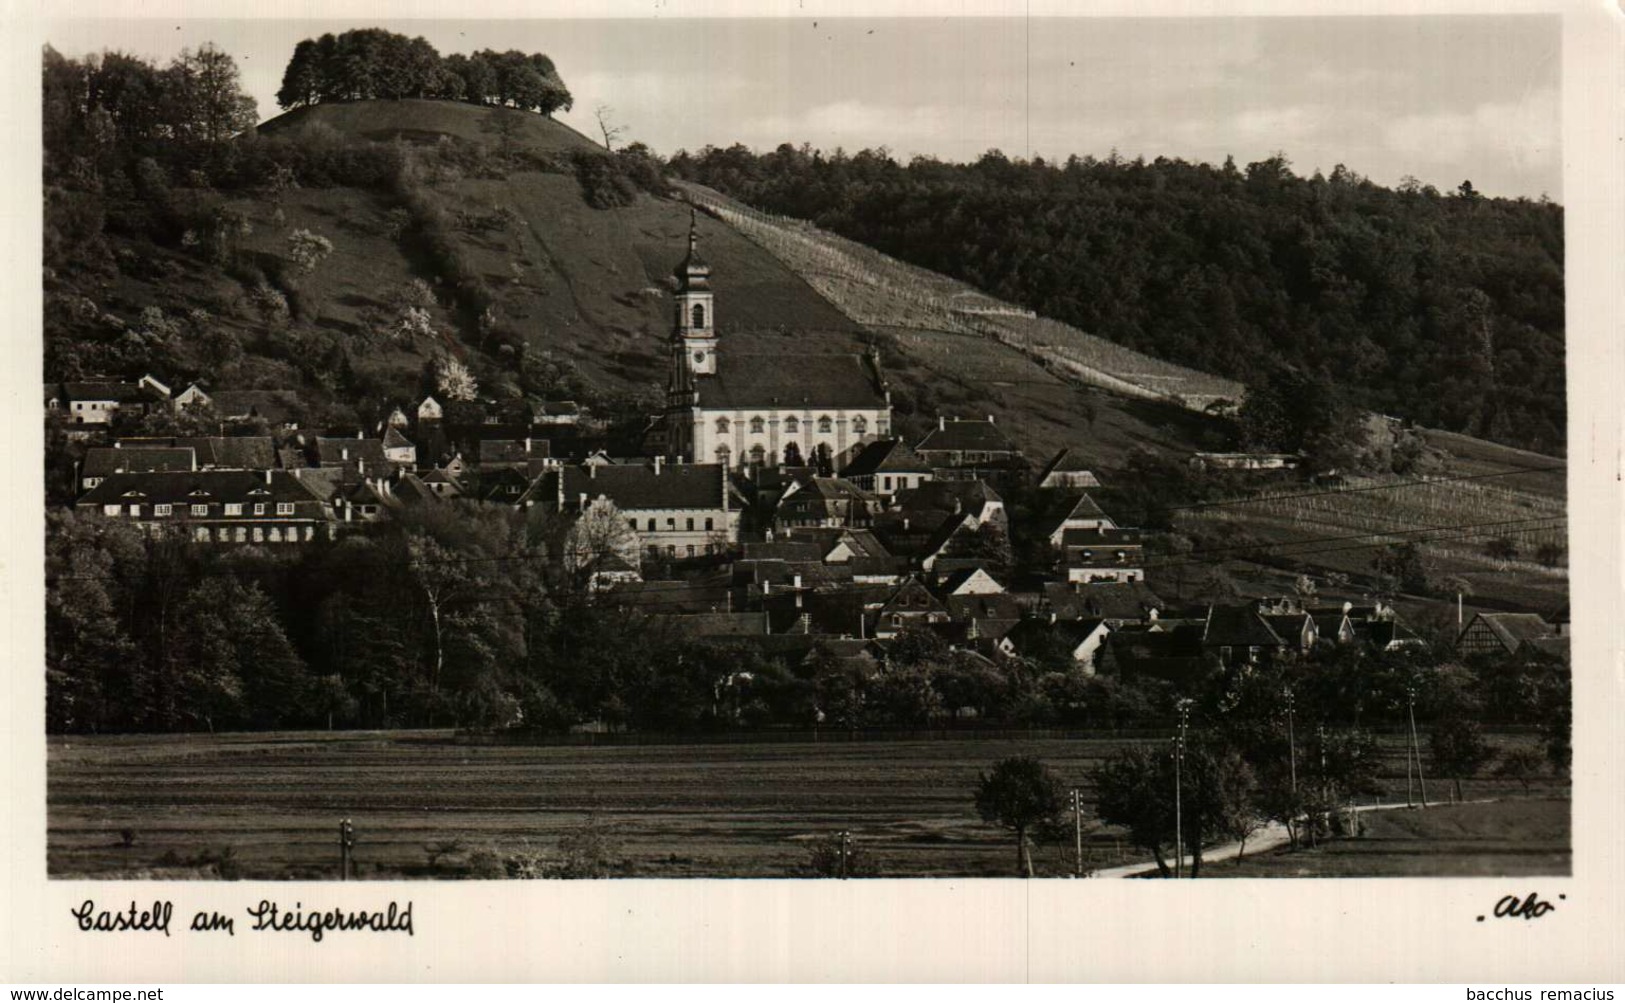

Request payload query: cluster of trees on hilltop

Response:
[670,145,1566,454]
[277,30,572,116]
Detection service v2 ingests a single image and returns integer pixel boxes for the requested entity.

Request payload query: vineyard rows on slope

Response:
[673,180,1244,410]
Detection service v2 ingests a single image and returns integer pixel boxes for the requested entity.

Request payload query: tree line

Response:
[277,30,572,117]
[46,500,1567,738]
[669,144,1566,455]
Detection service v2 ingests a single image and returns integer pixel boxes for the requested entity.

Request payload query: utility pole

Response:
[1173,698,1192,879]
[1283,688,1297,794]
[339,818,355,881]
[1069,788,1084,878]
[1407,685,1428,808]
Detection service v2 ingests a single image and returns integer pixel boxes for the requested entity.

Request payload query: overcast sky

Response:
[44,15,1560,200]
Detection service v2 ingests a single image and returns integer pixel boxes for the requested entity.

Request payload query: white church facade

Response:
[665,218,893,471]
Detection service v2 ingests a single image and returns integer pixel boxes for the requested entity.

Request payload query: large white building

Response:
[665,219,893,471]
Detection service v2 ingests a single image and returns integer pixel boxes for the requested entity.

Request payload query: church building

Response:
[666,218,892,471]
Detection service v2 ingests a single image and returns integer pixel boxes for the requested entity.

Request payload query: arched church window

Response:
[715,417,730,434]
[785,416,799,434]
[748,445,765,466]
[692,303,706,328]
[749,416,764,434]
[852,415,868,435]
[818,415,833,434]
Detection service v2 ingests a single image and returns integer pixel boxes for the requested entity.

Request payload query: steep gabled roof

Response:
[1004,617,1109,656]
[1037,448,1102,485]
[1202,605,1287,648]
[840,438,933,477]
[1461,612,1554,649]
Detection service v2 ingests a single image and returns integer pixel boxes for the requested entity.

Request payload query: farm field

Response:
[1205,799,1570,878]
[48,730,1566,881]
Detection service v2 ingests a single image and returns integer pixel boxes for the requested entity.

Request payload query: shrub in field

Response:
[803,833,879,878]
[556,816,622,878]
[1493,747,1547,793]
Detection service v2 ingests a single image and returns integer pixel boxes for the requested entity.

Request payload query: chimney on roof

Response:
[589,464,596,479]
[524,437,531,453]
[793,573,802,590]
[264,469,272,485]
[578,492,588,510]
[939,416,946,431]
[356,430,364,439]
[654,455,663,475]
[987,415,995,423]
[341,447,349,461]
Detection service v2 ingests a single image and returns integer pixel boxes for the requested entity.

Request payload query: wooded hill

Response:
[670,145,1566,455]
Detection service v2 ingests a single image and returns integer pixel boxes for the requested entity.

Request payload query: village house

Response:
[1060,526,1145,584]
[664,220,892,471]
[1041,492,1118,546]
[1001,617,1112,674]
[1042,580,1165,626]
[523,458,746,561]
[773,476,879,530]
[870,577,951,639]
[76,469,334,543]
[54,377,169,428]
[913,415,1022,474]
[894,479,1006,529]
[839,438,935,502]
[1456,611,1556,657]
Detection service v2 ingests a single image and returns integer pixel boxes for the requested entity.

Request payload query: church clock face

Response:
[694,351,706,363]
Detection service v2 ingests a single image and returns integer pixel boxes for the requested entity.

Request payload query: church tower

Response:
[672,212,717,377]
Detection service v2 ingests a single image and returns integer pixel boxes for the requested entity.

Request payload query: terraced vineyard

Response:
[674,180,1243,410]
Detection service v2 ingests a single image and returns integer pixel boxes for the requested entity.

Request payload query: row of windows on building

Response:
[629,516,717,533]
[184,524,320,543]
[103,502,298,518]
[647,542,722,559]
[714,415,875,436]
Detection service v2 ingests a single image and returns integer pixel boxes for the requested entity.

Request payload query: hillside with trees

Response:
[670,145,1566,454]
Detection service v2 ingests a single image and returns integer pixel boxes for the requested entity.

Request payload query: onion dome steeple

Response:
[675,209,711,290]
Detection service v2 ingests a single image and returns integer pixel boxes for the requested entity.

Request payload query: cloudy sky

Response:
[45,14,1560,199]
